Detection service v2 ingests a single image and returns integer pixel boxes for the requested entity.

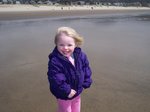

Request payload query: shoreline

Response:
[1,4,150,11]
[0,5,150,21]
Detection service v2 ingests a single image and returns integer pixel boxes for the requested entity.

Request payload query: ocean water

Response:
[0,11,150,112]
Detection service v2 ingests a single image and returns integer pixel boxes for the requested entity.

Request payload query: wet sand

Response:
[0,10,150,21]
[0,8,150,112]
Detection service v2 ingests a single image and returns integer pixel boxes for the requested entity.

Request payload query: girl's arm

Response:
[47,58,71,99]
[82,53,92,89]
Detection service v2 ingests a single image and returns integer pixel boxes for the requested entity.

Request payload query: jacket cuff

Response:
[82,82,91,89]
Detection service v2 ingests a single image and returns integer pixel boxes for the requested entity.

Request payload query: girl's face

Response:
[56,33,76,58]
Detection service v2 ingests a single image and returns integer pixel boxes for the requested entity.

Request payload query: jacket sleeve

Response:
[47,58,71,99]
[82,53,92,89]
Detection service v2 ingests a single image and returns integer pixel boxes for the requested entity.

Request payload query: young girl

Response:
[47,27,92,112]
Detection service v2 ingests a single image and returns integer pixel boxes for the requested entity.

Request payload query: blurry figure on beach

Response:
[47,27,92,112]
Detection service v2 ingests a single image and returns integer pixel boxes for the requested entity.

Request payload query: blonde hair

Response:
[54,27,83,46]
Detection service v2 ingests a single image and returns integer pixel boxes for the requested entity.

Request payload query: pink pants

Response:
[57,95,81,112]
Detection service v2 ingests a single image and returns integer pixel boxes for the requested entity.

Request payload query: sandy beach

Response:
[0,5,150,112]
[0,4,150,20]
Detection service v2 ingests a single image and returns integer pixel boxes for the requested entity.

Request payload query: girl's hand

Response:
[68,89,76,98]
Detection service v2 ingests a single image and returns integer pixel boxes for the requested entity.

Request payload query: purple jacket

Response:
[47,47,92,100]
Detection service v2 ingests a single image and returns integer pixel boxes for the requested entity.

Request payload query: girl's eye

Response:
[59,44,64,46]
[68,44,73,46]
